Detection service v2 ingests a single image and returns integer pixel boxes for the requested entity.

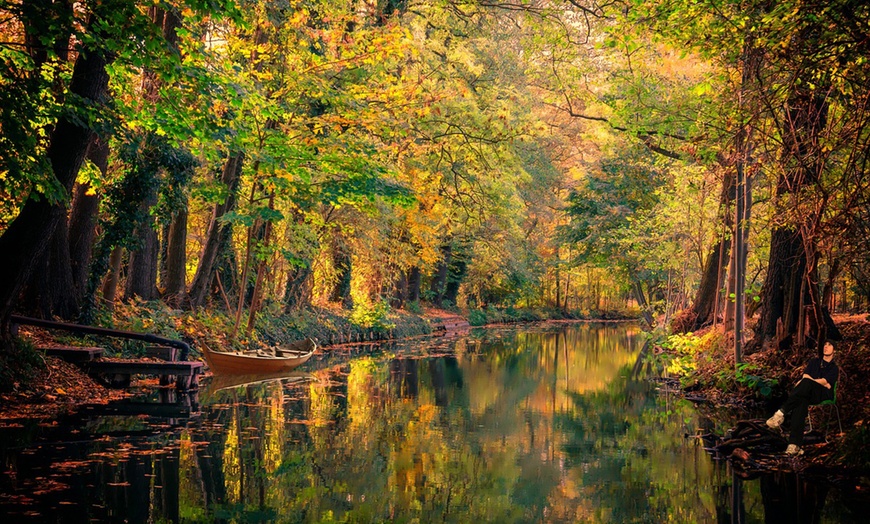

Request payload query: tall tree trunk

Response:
[0,29,108,333]
[328,238,353,309]
[677,166,736,333]
[632,279,654,327]
[164,203,188,306]
[69,138,108,298]
[101,247,124,310]
[124,6,184,303]
[430,243,452,307]
[214,233,239,307]
[16,0,83,321]
[822,259,839,312]
[21,217,79,320]
[189,154,244,308]
[733,167,752,361]
[727,39,761,364]
[407,266,421,303]
[555,266,562,310]
[159,222,171,288]
[283,265,312,312]
[245,193,275,335]
[750,87,835,351]
[125,190,161,301]
[391,270,408,308]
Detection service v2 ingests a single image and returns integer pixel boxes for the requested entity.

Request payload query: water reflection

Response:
[1,323,867,522]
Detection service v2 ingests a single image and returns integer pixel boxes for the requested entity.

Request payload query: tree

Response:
[0,3,111,334]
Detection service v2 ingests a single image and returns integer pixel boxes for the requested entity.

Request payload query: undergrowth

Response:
[653,328,778,400]
[0,337,44,393]
[836,425,870,468]
[82,300,433,357]
[467,306,640,326]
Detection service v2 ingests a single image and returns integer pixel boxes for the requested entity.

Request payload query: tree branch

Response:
[553,101,687,159]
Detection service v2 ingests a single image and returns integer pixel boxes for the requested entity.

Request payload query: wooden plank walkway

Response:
[42,345,204,391]
[144,345,179,361]
[84,360,204,390]
[40,346,104,362]
[85,360,204,376]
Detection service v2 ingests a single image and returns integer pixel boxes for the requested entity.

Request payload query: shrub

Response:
[0,337,43,393]
[350,301,396,331]
[468,309,487,326]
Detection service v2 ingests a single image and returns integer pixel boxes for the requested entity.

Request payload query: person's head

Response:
[823,342,835,361]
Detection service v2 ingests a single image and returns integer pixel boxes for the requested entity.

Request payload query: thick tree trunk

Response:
[21,217,79,320]
[390,270,408,308]
[0,34,108,332]
[430,244,452,307]
[283,265,312,312]
[688,237,730,330]
[189,154,244,308]
[750,87,833,352]
[328,240,353,309]
[69,138,108,298]
[755,228,805,350]
[125,191,161,301]
[163,204,188,306]
[101,247,123,310]
[407,266,421,303]
[22,135,108,320]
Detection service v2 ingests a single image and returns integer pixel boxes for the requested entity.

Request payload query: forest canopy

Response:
[1,0,868,357]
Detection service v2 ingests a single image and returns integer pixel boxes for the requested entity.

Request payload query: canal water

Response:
[1,323,867,522]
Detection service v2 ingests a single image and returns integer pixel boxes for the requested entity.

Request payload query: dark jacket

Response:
[804,357,838,401]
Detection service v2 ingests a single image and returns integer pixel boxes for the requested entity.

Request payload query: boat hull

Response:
[202,340,316,374]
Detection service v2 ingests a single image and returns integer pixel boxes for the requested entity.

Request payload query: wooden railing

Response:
[10,314,191,361]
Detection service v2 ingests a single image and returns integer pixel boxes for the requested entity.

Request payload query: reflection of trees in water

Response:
[760,472,828,524]
[17,324,853,522]
[716,468,832,524]
[389,358,418,399]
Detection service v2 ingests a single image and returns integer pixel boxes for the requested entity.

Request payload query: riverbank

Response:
[0,302,639,420]
[654,314,870,472]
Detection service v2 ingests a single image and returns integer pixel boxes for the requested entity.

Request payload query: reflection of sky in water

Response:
[1,323,866,523]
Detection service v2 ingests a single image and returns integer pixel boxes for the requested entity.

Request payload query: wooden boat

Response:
[201,339,316,374]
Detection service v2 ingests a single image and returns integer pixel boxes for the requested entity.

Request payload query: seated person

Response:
[766,342,838,455]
